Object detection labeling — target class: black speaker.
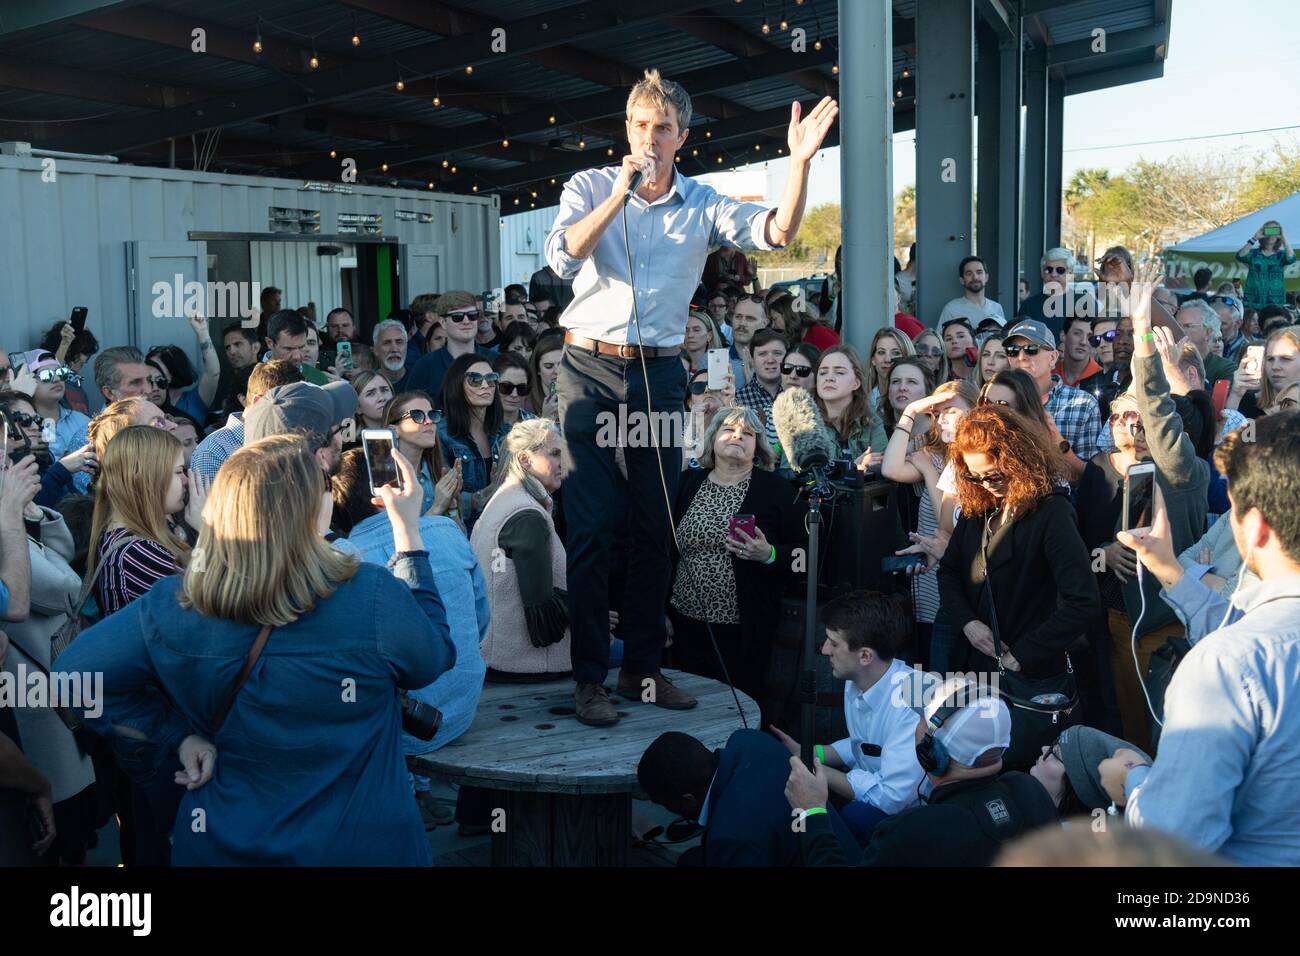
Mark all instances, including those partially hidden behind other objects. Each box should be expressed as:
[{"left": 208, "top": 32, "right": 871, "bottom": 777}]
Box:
[{"left": 818, "top": 478, "right": 905, "bottom": 597}]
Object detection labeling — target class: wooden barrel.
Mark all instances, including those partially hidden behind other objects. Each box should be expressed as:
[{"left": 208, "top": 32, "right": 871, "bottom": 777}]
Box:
[{"left": 761, "top": 597, "right": 848, "bottom": 744}]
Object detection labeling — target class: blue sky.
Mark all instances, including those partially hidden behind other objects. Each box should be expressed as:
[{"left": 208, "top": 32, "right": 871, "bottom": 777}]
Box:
[{"left": 701, "top": 0, "right": 1299, "bottom": 208}]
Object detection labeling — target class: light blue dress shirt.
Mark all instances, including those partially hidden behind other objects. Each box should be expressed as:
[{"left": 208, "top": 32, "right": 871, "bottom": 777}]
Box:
[
  {"left": 49, "top": 405, "right": 93, "bottom": 495},
  {"left": 1126, "top": 574, "right": 1300, "bottom": 865},
  {"left": 545, "top": 165, "right": 780, "bottom": 347}
]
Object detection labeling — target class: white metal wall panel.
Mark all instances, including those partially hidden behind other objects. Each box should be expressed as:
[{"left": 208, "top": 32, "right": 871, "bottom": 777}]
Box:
[
  {"left": 249, "top": 240, "right": 344, "bottom": 322},
  {"left": 499, "top": 206, "right": 559, "bottom": 288},
  {"left": 0, "top": 156, "right": 500, "bottom": 359}
]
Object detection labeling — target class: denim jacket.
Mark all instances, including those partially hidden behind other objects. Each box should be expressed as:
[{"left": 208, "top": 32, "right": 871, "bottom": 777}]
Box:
[{"left": 438, "top": 420, "right": 510, "bottom": 518}]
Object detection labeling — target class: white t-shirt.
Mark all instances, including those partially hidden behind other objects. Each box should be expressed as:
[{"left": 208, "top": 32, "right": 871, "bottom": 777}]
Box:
[{"left": 939, "top": 296, "right": 1006, "bottom": 328}]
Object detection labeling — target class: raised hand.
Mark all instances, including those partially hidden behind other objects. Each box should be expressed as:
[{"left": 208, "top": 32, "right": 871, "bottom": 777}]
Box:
[{"left": 788, "top": 97, "right": 839, "bottom": 164}]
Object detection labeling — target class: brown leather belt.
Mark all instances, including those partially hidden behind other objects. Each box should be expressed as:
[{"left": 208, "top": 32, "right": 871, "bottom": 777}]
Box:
[{"left": 564, "top": 331, "right": 680, "bottom": 360}]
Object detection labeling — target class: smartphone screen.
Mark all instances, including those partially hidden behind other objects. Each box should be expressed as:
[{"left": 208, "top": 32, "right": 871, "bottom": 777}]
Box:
[
  {"left": 707, "top": 348, "right": 729, "bottom": 390},
  {"left": 1264, "top": 226, "right": 1281, "bottom": 236},
  {"left": 362, "top": 429, "right": 401, "bottom": 493},
  {"left": 337, "top": 341, "right": 354, "bottom": 370},
  {"left": 70, "top": 307, "right": 88, "bottom": 334},
  {"left": 881, "top": 554, "right": 926, "bottom": 573},
  {"left": 1122, "top": 467, "right": 1156, "bottom": 532}
]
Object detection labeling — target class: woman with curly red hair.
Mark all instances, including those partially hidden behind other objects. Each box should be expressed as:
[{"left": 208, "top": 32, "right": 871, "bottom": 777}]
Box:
[{"left": 937, "top": 405, "right": 1098, "bottom": 770}]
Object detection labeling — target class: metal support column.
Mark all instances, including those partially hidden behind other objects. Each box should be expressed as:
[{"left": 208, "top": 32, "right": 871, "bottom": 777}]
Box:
[
  {"left": 1046, "top": 72, "right": 1065, "bottom": 251},
  {"left": 976, "top": 24, "right": 1003, "bottom": 302},
  {"left": 1022, "top": 48, "right": 1049, "bottom": 289},
  {"left": 915, "top": 0, "right": 975, "bottom": 327},
  {"left": 837, "top": 0, "right": 893, "bottom": 352},
  {"left": 995, "top": 26, "right": 1022, "bottom": 307}
]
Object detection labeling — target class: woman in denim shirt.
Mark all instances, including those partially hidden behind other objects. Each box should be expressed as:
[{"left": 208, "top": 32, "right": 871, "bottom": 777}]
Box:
[
  {"left": 439, "top": 354, "right": 509, "bottom": 526},
  {"left": 54, "top": 435, "right": 453, "bottom": 866}
]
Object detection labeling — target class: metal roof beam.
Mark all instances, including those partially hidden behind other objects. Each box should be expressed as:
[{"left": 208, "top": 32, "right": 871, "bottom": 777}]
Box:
[
  {"left": 63, "top": 0, "right": 707, "bottom": 153},
  {"left": 0, "top": 0, "right": 147, "bottom": 39},
  {"left": 292, "top": 43, "right": 834, "bottom": 177},
  {"left": 1047, "top": 24, "right": 1167, "bottom": 65},
  {"left": 0, "top": 55, "right": 206, "bottom": 110},
  {"left": 668, "top": 9, "right": 842, "bottom": 98},
  {"left": 1062, "top": 60, "right": 1164, "bottom": 96}
]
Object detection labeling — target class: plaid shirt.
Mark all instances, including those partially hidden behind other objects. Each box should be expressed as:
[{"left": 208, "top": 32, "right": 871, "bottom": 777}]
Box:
[
  {"left": 735, "top": 378, "right": 781, "bottom": 454},
  {"left": 1044, "top": 376, "right": 1102, "bottom": 461},
  {"left": 191, "top": 413, "right": 245, "bottom": 483}
]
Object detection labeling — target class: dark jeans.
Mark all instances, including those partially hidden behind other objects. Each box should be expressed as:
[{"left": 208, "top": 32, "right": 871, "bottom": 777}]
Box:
[{"left": 557, "top": 345, "right": 685, "bottom": 685}]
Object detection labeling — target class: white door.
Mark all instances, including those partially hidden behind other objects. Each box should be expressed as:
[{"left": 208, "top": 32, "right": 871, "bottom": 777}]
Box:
[
  {"left": 401, "top": 244, "right": 444, "bottom": 303},
  {"left": 126, "top": 240, "right": 211, "bottom": 372}
]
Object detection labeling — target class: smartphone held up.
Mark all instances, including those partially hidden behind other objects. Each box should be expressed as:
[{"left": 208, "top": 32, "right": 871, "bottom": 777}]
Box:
[{"left": 362, "top": 428, "right": 403, "bottom": 496}]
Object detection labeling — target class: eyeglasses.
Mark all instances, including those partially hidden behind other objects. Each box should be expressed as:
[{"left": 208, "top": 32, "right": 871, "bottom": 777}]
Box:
[
  {"left": 35, "top": 367, "right": 73, "bottom": 382},
  {"left": 497, "top": 381, "right": 528, "bottom": 397},
  {"left": 1108, "top": 410, "right": 1145, "bottom": 433},
  {"left": 1004, "top": 344, "right": 1043, "bottom": 357},
  {"left": 148, "top": 375, "right": 170, "bottom": 389},
  {"left": 780, "top": 362, "right": 813, "bottom": 378},
  {"left": 962, "top": 471, "right": 1007, "bottom": 487},
  {"left": 689, "top": 380, "right": 710, "bottom": 395},
  {"left": 396, "top": 408, "right": 443, "bottom": 425},
  {"left": 464, "top": 371, "right": 499, "bottom": 388},
  {"left": 445, "top": 311, "right": 477, "bottom": 324},
  {"left": 1088, "top": 330, "right": 1119, "bottom": 347},
  {"left": 1042, "top": 266, "right": 1069, "bottom": 275},
  {"left": 9, "top": 411, "right": 41, "bottom": 428},
  {"left": 1211, "top": 296, "right": 1238, "bottom": 307},
  {"left": 914, "top": 346, "right": 943, "bottom": 358}
]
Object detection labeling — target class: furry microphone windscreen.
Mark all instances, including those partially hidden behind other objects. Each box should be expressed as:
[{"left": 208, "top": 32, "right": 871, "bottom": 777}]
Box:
[{"left": 772, "top": 387, "right": 836, "bottom": 472}]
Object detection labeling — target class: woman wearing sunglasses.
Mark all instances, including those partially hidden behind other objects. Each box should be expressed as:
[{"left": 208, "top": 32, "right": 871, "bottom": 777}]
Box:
[
  {"left": 911, "top": 329, "right": 949, "bottom": 385},
  {"left": 492, "top": 352, "right": 535, "bottom": 425},
  {"left": 21, "top": 351, "right": 94, "bottom": 495},
  {"left": 439, "top": 354, "right": 509, "bottom": 526},
  {"left": 0, "top": 390, "right": 97, "bottom": 509},
  {"left": 384, "top": 391, "right": 462, "bottom": 520},
  {"left": 683, "top": 366, "right": 736, "bottom": 470},
  {"left": 780, "top": 343, "right": 820, "bottom": 392},
  {"left": 937, "top": 405, "right": 1095, "bottom": 770}
]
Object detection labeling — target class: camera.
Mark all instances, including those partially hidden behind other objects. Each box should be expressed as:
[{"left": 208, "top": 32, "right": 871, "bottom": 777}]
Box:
[{"left": 399, "top": 692, "right": 443, "bottom": 741}]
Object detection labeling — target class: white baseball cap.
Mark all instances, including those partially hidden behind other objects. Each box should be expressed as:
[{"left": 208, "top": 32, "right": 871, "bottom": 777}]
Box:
[{"left": 924, "top": 677, "right": 1012, "bottom": 767}]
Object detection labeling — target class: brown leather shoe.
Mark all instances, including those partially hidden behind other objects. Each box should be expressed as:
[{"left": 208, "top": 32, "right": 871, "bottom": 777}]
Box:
[
  {"left": 617, "top": 671, "right": 698, "bottom": 710},
  {"left": 574, "top": 682, "right": 620, "bottom": 727}
]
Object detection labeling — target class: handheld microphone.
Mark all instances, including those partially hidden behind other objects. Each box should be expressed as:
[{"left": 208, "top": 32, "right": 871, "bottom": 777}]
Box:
[
  {"left": 772, "top": 388, "right": 838, "bottom": 498},
  {"left": 624, "top": 155, "right": 655, "bottom": 204}
]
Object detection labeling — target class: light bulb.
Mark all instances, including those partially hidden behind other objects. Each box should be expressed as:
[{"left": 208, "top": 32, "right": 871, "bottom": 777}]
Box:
[
  {"left": 465, "top": 65, "right": 473, "bottom": 75},
  {"left": 548, "top": 115, "right": 556, "bottom": 124},
  {"left": 351, "top": 34, "right": 361, "bottom": 47},
  {"left": 432, "top": 95, "right": 441, "bottom": 106},
  {"left": 381, "top": 163, "right": 389, "bottom": 172},
  {"left": 396, "top": 79, "right": 405, "bottom": 92},
  {"left": 253, "top": 37, "right": 263, "bottom": 54},
  {"left": 442, "top": 159, "right": 449, "bottom": 168},
  {"left": 761, "top": 20, "right": 770, "bottom": 34},
  {"left": 501, "top": 138, "right": 509, "bottom": 148},
  {"left": 309, "top": 53, "right": 320, "bottom": 70}
]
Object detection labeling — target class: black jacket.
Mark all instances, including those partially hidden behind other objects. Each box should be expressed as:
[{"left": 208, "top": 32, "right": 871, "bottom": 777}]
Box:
[
  {"left": 937, "top": 488, "right": 1099, "bottom": 678},
  {"left": 672, "top": 466, "right": 803, "bottom": 640},
  {"left": 801, "top": 771, "right": 1057, "bottom": 867}
]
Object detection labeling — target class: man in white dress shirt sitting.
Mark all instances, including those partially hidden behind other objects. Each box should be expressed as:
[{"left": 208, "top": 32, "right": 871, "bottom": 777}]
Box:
[{"left": 771, "top": 590, "right": 928, "bottom": 847}]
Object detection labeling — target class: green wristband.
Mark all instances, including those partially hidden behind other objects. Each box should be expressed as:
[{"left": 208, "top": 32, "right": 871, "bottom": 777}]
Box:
[
  {"left": 803, "top": 807, "right": 827, "bottom": 817},
  {"left": 767, "top": 544, "right": 777, "bottom": 565},
  {"left": 1138, "top": 332, "right": 1155, "bottom": 342},
  {"left": 814, "top": 744, "right": 824, "bottom": 763}
]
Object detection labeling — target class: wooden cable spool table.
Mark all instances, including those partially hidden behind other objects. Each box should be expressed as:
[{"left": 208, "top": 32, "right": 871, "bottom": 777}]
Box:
[{"left": 408, "top": 670, "right": 759, "bottom": 866}]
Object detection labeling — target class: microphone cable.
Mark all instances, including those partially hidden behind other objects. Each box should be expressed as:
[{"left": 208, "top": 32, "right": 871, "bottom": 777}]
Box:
[{"left": 620, "top": 184, "right": 748, "bottom": 729}]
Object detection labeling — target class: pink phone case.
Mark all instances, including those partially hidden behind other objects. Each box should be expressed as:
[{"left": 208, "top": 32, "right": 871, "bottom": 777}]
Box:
[{"left": 728, "top": 514, "right": 757, "bottom": 539}]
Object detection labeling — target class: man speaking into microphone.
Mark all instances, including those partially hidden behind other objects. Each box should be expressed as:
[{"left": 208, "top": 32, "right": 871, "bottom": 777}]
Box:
[{"left": 545, "top": 68, "right": 837, "bottom": 727}]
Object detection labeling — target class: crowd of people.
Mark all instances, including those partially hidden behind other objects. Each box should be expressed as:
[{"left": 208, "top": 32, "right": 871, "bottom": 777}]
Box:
[
  {"left": 0, "top": 234, "right": 1294, "bottom": 868},
  {"left": 2, "top": 67, "right": 1298, "bottom": 869}
]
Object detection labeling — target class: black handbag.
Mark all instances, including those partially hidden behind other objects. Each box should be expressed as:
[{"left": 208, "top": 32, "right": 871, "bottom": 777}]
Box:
[{"left": 981, "top": 515, "right": 1081, "bottom": 770}]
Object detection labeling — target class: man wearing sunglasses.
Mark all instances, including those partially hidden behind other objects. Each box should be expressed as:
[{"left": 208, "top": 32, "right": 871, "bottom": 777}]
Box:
[
  {"left": 1004, "top": 319, "right": 1102, "bottom": 480},
  {"left": 544, "top": 68, "right": 836, "bottom": 727},
  {"left": 1015, "top": 248, "right": 1096, "bottom": 342},
  {"left": 407, "top": 290, "right": 497, "bottom": 401},
  {"left": 20, "top": 350, "right": 93, "bottom": 496}
]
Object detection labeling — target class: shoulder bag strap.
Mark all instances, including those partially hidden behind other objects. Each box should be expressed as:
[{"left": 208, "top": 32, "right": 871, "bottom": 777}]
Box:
[
  {"left": 77, "top": 532, "right": 141, "bottom": 612},
  {"left": 212, "top": 624, "right": 272, "bottom": 734},
  {"left": 980, "top": 515, "right": 1006, "bottom": 664}
]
